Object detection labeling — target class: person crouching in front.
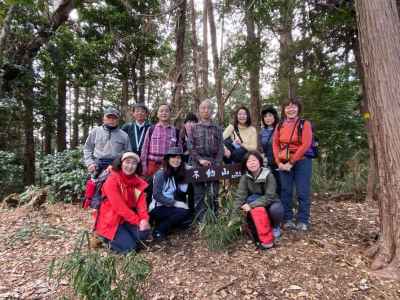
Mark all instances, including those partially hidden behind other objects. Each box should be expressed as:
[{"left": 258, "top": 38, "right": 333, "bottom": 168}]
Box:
[
  {"left": 94, "top": 152, "right": 151, "bottom": 253},
  {"left": 235, "top": 150, "right": 284, "bottom": 250},
  {"left": 149, "top": 146, "right": 191, "bottom": 241}
]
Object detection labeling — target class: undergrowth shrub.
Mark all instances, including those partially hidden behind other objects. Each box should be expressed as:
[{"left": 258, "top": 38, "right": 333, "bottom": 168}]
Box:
[
  {"left": 39, "top": 148, "right": 87, "bottom": 203},
  {"left": 0, "top": 151, "right": 23, "bottom": 198},
  {"left": 312, "top": 151, "right": 368, "bottom": 197},
  {"left": 49, "top": 231, "right": 150, "bottom": 300},
  {"left": 199, "top": 189, "right": 242, "bottom": 251}
]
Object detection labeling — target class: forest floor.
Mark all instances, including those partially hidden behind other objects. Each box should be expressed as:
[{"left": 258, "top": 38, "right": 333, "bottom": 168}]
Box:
[{"left": 1, "top": 197, "right": 400, "bottom": 300}]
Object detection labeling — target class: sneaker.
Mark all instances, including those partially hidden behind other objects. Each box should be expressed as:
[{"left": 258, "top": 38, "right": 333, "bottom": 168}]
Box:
[
  {"left": 272, "top": 226, "right": 281, "bottom": 239},
  {"left": 283, "top": 220, "right": 296, "bottom": 230},
  {"left": 296, "top": 222, "right": 309, "bottom": 231},
  {"left": 258, "top": 242, "right": 274, "bottom": 250}
]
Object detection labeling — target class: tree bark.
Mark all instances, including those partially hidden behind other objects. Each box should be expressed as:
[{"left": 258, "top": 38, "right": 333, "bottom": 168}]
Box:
[
  {"left": 22, "top": 68, "right": 35, "bottom": 186},
  {"left": 82, "top": 87, "right": 90, "bottom": 142},
  {"left": 56, "top": 74, "right": 67, "bottom": 152},
  {"left": 43, "top": 112, "right": 53, "bottom": 155},
  {"left": 207, "top": 0, "right": 223, "bottom": 123},
  {"left": 355, "top": 0, "right": 400, "bottom": 280},
  {"left": 138, "top": 54, "right": 146, "bottom": 103},
  {"left": 278, "top": 1, "right": 297, "bottom": 101},
  {"left": 121, "top": 78, "right": 130, "bottom": 122},
  {"left": 147, "top": 57, "right": 153, "bottom": 107},
  {"left": 245, "top": 0, "right": 262, "bottom": 128},
  {"left": 71, "top": 83, "right": 80, "bottom": 149},
  {"left": 201, "top": 0, "right": 209, "bottom": 99},
  {"left": 190, "top": 0, "right": 200, "bottom": 111},
  {"left": 352, "top": 35, "right": 378, "bottom": 203},
  {"left": 172, "top": 0, "right": 187, "bottom": 113}
]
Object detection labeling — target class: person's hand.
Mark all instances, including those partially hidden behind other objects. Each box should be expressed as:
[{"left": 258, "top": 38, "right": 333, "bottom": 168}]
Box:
[
  {"left": 286, "top": 162, "right": 293, "bottom": 171},
  {"left": 139, "top": 219, "right": 151, "bottom": 231},
  {"left": 88, "top": 164, "right": 97, "bottom": 173},
  {"left": 241, "top": 204, "right": 251, "bottom": 212},
  {"left": 278, "top": 163, "right": 286, "bottom": 171},
  {"left": 174, "top": 201, "right": 189, "bottom": 210},
  {"left": 234, "top": 138, "right": 242, "bottom": 145},
  {"left": 199, "top": 159, "right": 211, "bottom": 167},
  {"left": 224, "top": 147, "right": 231, "bottom": 158}
]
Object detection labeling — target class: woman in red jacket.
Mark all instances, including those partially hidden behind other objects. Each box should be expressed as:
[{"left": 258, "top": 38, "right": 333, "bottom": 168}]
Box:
[
  {"left": 94, "top": 152, "right": 151, "bottom": 253},
  {"left": 273, "top": 97, "right": 313, "bottom": 232}
]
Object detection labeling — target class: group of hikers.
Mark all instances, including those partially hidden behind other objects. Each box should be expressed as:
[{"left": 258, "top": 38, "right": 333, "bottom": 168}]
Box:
[{"left": 83, "top": 97, "right": 314, "bottom": 253}]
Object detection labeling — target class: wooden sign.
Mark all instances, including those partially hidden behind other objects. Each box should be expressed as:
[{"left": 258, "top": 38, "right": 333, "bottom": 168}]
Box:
[{"left": 184, "top": 163, "right": 243, "bottom": 183}]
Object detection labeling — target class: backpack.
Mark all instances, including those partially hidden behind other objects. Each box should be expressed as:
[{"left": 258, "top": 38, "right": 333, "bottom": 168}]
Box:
[
  {"left": 82, "top": 170, "right": 110, "bottom": 209},
  {"left": 278, "top": 119, "right": 319, "bottom": 159}
]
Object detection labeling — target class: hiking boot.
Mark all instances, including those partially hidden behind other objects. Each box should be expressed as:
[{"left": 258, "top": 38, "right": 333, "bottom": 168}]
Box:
[
  {"left": 296, "top": 222, "right": 309, "bottom": 232},
  {"left": 272, "top": 226, "right": 281, "bottom": 239},
  {"left": 283, "top": 220, "right": 296, "bottom": 230},
  {"left": 152, "top": 231, "right": 166, "bottom": 242},
  {"left": 258, "top": 242, "right": 274, "bottom": 250}
]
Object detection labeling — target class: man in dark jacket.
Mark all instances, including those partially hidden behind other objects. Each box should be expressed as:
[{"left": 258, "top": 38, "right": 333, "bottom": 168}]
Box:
[{"left": 121, "top": 103, "right": 152, "bottom": 156}]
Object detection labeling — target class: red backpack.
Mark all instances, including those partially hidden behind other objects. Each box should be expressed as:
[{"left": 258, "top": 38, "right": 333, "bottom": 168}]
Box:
[{"left": 82, "top": 170, "right": 110, "bottom": 209}]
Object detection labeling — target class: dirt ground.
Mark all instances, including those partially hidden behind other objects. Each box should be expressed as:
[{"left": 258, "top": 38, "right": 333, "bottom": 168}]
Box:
[{"left": 1, "top": 197, "right": 400, "bottom": 300}]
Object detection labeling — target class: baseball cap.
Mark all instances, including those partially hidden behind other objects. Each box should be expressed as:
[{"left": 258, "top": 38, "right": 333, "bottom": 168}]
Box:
[{"left": 104, "top": 107, "right": 120, "bottom": 118}]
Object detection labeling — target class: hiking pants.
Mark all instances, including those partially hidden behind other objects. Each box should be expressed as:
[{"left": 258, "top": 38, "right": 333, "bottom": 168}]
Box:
[
  {"left": 150, "top": 206, "right": 190, "bottom": 236},
  {"left": 279, "top": 157, "right": 312, "bottom": 224},
  {"left": 109, "top": 223, "right": 150, "bottom": 254}
]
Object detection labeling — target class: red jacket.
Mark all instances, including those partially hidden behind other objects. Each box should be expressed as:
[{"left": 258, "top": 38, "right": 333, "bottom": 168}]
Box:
[
  {"left": 272, "top": 118, "right": 312, "bottom": 165},
  {"left": 94, "top": 170, "right": 149, "bottom": 240}
]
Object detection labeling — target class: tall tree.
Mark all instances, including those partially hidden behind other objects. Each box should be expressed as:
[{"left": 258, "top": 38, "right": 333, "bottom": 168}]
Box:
[
  {"left": 207, "top": 0, "right": 223, "bottom": 123},
  {"left": 277, "top": 0, "right": 297, "bottom": 100},
  {"left": 201, "top": 0, "right": 209, "bottom": 99},
  {"left": 190, "top": 0, "right": 200, "bottom": 110},
  {"left": 172, "top": 0, "right": 187, "bottom": 113},
  {"left": 56, "top": 73, "right": 67, "bottom": 151},
  {"left": 355, "top": 0, "right": 400, "bottom": 279},
  {"left": 71, "top": 83, "right": 80, "bottom": 149},
  {"left": 244, "top": 0, "right": 261, "bottom": 127}
]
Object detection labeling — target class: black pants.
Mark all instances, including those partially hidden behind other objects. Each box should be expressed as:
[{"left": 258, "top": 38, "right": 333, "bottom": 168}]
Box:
[{"left": 150, "top": 206, "right": 190, "bottom": 236}]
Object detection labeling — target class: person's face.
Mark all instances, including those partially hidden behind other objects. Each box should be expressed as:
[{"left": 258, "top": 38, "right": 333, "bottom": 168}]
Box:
[
  {"left": 121, "top": 158, "right": 138, "bottom": 175},
  {"left": 133, "top": 107, "right": 147, "bottom": 123},
  {"left": 237, "top": 109, "right": 248, "bottom": 125},
  {"left": 263, "top": 112, "right": 275, "bottom": 127},
  {"left": 284, "top": 103, "right": 299, "bottom": 119},
  {"left": 168, "top": 155, "right": 182, "bottom": 168},
  {"left": 157, "top": 105, "right": 171, "bottom": 122},
  {"left": 246, "top": 155, "right": 261, "bottom": 174},
  {"left": 103, "top": 115, "right": 119, "bottom": 127},
  {"left": 199, "top": 102, "right": 212, "bottom": 120}
]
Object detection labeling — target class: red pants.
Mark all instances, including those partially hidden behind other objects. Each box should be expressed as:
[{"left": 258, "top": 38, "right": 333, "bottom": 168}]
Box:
[
  {"left": 249, "top": 207, "right": 273, "bottom": 244},
  {"left": 146, "top": 160, "right": 162, "bottom": 177}
]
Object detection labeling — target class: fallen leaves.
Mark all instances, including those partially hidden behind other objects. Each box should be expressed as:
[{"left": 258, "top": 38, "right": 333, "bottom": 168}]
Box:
[{"left": 0, "top": 198, "right": 399, "bottom": 299}]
